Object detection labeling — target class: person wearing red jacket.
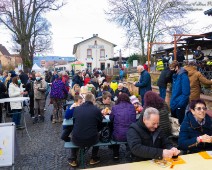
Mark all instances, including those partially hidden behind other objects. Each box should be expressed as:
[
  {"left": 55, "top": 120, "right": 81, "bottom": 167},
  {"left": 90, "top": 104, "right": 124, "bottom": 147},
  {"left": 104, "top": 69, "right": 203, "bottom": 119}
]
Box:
[
  {"left": 62, "top": 72, "right": 70, "bottom": 92},
  {"left": 84, "top": 74, "right": 91, "bottom": 86}
]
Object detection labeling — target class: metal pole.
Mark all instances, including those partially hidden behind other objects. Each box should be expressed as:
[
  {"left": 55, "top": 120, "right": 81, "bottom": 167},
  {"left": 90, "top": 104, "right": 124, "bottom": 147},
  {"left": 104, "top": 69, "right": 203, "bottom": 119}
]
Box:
[
  {"left": 174, "top": 36, "right": 177, "bottom": 61},
  {"left": 147, "top": 43, "right": 151, "bottom": 72}
]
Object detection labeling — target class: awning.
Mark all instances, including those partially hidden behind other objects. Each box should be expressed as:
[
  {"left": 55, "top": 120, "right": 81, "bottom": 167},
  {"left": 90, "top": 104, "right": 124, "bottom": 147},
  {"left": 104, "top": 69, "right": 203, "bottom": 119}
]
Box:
[{"left": 108, "top": 57, "right": 129, "bottom": 61}]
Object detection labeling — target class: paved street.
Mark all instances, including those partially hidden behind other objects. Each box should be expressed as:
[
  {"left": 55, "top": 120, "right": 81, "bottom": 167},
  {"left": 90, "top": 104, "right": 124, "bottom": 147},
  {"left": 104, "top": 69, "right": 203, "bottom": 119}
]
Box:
[{"left": 1, "top": 98, "right": 130, "bottom": 170}]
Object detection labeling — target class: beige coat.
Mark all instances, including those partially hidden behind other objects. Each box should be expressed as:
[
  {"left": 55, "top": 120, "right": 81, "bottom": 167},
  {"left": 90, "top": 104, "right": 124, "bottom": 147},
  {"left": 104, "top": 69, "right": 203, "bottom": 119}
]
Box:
[
  {"left": 184, "top": 65, "right": 212, "bottom": 101},
  {"left": 8, "top": 83, "right": 23, "bottom": 110},
  {"left": 34, "top": 79, "right": 47, "bottom": 100}
]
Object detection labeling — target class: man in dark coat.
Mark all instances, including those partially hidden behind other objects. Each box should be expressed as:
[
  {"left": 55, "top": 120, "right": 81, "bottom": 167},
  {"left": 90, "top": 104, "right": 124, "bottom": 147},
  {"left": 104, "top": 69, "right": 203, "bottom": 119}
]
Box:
[
  {"left": 114, "top": 83, "right": 131, "bottom": 98},
  {"left": 69, "top": 93, "right": 103, "bottom": 167},
  {"left": 157, "top": 67, "right": 173, "bottom": 100},
  {"left": 72, "top": 71, "right": 84, "bottom": 87},
  {"left": 19, "top": 70, "right": 29, "bottom": 86},
  {"left": 134, "top": 65, "right": 152, "bottom": 106},
  {"left": 127, "top": 107, "right": 180, "bottom": 161}
]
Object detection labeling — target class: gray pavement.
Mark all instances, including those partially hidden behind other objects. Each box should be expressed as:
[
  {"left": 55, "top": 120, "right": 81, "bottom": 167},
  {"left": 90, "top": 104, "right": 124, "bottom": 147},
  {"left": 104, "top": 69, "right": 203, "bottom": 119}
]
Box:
[{"left": 0, "top": 98, "right": 130, "bottom": 170}]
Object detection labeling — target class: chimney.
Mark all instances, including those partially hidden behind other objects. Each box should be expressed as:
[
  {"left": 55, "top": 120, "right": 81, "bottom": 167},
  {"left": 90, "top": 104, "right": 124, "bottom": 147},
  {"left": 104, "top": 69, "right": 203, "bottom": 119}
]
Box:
[{"left": 93, "top": 34, "right": 98, "bottom": 37}]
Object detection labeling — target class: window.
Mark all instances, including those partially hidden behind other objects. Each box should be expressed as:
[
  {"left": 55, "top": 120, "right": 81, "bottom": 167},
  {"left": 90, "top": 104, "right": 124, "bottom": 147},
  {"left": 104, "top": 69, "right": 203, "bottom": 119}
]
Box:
[
  {"left": 87, "top": 49, "right": 92, "bottom": 58},
  {"left": 87, "top": 63, "right": 92, "bottom": 71},
  {"left": 100, "top": 49, "right": 105, "bottom": 58}
]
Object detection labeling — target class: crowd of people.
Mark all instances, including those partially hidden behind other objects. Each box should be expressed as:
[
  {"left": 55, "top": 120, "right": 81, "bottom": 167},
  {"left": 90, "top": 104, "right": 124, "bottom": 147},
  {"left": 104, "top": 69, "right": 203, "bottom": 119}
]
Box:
[{"left": 0, "top": 61, "right": 212, "bottom": 168}]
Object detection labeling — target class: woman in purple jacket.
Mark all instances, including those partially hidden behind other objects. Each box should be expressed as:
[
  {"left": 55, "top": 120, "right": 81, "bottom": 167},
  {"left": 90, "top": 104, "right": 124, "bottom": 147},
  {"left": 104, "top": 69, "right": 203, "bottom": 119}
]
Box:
[{"left": 110, "top": 93, "right": 136, "bottom": 160}]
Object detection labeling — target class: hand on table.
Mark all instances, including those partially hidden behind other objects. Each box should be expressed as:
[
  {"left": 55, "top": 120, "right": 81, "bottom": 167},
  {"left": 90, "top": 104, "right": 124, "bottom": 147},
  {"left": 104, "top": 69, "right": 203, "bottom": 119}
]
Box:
[
  {"left": 171, "top": 147, "right": 180, "bottom": 156},
  {"left": 163, "top": 149, "right": 174, "bottom": 159}
]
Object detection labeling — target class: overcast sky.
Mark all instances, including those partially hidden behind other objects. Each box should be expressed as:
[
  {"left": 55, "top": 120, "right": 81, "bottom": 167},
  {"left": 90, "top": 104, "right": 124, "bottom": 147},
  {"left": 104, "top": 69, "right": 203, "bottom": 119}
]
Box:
[{"left": 0, "top": 0, "right": 211, "bottom": 57}]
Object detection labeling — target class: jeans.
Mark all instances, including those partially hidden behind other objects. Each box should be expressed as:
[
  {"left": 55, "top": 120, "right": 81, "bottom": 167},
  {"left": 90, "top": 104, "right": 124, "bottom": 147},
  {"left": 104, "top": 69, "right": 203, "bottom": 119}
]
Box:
[
  {"left": 71, "top": 135, "right": 99, "bottom": 160},
  {"left": 12, "top": 109, "right": 22, "bottom": 126},
  {"left": 159, "top": 87, "right": 166, "bottom": 100},
  {"left": 61, "top": 126, "right": 73, "bottom": 142},
  {"left": 171, "top": 107, "right": 186, "bottom": 125}
]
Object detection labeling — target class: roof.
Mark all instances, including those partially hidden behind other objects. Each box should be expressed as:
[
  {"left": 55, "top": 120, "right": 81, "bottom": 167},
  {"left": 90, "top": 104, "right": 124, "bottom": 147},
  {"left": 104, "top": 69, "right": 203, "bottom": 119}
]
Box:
[
  {"left": 204, "top": 8, "right": 212, "bottom": 16},
  {"left": 153, "top": 32, "right": 212, "bottom": 55},
  {"left": 73, "top": 34, "right": 117, "bottom": 54},
  {"left": 108, "top": 57, "right": 129, "bottom": 61},
  {"left": 0, "top": 44, "right": 10, "bottom": 56}
]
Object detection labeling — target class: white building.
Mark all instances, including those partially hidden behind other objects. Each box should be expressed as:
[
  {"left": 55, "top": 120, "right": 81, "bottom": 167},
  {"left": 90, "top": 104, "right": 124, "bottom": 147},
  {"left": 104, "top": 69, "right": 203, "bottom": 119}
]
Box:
[{"left": 73, "top": 34, "right": 116, "bottom": 71}]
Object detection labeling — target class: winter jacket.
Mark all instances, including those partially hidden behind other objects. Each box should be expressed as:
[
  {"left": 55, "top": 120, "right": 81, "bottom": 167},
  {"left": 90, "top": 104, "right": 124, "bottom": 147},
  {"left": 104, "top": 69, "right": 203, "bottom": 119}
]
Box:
[
  {"left": 110, "top": 102, "right": 136, "bottom": 141},
  {"left": 114, "top": 87, "right": 131, "bottom": 97},
  {"left": 19, "top": 72, "right": 29, "bottom": 86},
  {"left": 84, "top": 77, "right": 91, "bottom": 86},
  {"left": 34, "top": 79, "right": 47, "bottom": 100},
  {"left": 65, "top": 104, "right": 76, "bottom": 119},
  {"left": 8, "top": 83, "right": 23, "bottom": 110},
  {"left": 50, "top": 79, "right": 68, "bottom": 99},
  {"left": 135, "top": 70, "right": 152, "bottom": 96},
  {"left": 95, "top": 97, "right": 115, "bottom": 111},
  {"left": 157, "top": 67, "right": 172, "bottom": 88},
  {"left": 127, "top": 116, "right": 173, "bottom": 161},
  {"left": 72, "top": 101, "right": 103, "bottom": 144},
  {"left": 0, "top": 82, "right": 6, "bottom": 99},
  {"left": 62, "top": 75, "right": 70, "bottom": 91},
  {"left": 184, "top": 65, "right": 212, "bottom": 101},
  {"left": 72, "top": 74, "right": 83, "bottom": 87},
  {"left": 178, "top": 111, "right": 212, "bottom": 153},
  {"left": 170, "top": 67, "right": 190, "bottom": 110}
]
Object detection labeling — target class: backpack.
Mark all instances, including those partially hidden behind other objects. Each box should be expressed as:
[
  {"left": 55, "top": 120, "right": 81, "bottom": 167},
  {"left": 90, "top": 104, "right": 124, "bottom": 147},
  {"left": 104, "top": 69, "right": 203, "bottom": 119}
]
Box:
[{"left": 99, "top": 126, "right": 111, "bottom": 143}]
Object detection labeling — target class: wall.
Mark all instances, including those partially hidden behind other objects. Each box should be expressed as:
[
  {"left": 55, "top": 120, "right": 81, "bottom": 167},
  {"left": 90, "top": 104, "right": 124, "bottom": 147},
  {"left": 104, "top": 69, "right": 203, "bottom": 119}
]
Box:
[{"left": 75, "top": 37, "right": 114, "bottom": 70}]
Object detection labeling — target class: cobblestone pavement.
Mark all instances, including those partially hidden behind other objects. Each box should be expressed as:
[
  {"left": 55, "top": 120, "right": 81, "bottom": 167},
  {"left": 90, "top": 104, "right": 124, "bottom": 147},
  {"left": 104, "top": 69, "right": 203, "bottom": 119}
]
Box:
[{"left": 1, "top": 98, "right": 131, "bottom": 170}]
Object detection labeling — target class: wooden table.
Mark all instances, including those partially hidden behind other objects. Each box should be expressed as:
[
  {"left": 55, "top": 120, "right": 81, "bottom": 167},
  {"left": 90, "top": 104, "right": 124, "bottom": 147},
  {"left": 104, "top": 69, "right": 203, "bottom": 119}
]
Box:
[{"left": 87, "top": 153, "right": 212, "bottom": 170}]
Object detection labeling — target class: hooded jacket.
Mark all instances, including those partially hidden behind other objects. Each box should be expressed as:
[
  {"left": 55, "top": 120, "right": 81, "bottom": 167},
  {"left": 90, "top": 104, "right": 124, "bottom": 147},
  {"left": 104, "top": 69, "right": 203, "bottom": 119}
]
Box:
[
  {"left": 170, "top": 67, "right": 190, "bottom": 110},
  {"left": 184, "top": 65, "right": 212, "bottom": 101},
  {"left": 127, "top": 116, "right": 173, "bottom": 161}
]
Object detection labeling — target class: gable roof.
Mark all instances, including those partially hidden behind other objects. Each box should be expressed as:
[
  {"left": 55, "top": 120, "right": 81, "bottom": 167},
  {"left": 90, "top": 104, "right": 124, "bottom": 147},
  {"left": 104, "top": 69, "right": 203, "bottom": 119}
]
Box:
[
  {"left": 73, "top": 34, "right": 117, "bottom": 54},
  {"left": 0, "top": 44, "right": 10, "bottom": 56}
]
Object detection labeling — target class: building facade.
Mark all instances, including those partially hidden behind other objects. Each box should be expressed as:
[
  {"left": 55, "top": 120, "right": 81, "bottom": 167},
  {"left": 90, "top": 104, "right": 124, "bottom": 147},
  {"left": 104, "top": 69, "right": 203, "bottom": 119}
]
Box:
[
  {"left": 73, "top": 34, "right": 116, "bottom": 71},
  {"left": 0, "top": 44, "right": 22, "bottom": 71}
]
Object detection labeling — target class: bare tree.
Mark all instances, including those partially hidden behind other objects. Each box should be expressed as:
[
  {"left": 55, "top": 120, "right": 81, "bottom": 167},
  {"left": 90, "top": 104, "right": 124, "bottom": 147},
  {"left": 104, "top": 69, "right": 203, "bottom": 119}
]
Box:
[
  {"left": 0, "top": 0, "right": 65, "bottom": 72},
  {"left": 106, "top": 0, "right": 192, "bottom": 56}
]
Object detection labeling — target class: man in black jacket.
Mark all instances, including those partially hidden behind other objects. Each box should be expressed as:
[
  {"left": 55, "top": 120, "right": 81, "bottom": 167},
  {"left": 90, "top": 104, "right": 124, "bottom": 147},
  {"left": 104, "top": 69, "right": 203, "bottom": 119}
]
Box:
[
  {"left": 114, "top": 83, "right": 131, "bottom": 98},
  {"left": 69, "top": 93, "right": 103, "bottom": 167},
  {"left": 157, "top": 67, "right": 173, "bottom": 100},
  {"left": 127, "top": 107, "right": 180, "bottom": 161}
]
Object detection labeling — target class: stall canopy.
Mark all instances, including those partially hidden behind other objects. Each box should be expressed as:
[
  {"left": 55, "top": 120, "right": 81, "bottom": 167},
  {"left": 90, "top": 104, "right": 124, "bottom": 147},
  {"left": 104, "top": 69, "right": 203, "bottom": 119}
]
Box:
[
  {"left": 71, "top": 61, "right": 84, "bottom": 66},
  {"left": 31, "top": 63, "right": 42, "bottom": 72}
]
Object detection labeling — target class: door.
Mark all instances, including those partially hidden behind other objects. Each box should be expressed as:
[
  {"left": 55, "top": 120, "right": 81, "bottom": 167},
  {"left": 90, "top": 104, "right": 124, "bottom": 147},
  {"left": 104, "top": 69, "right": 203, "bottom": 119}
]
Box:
[
  {"left": 87, "top": 63, "right": 92, "bottom": 71},
  {"left": 100, "top": 63, "right": 105, "bottom": 70}
]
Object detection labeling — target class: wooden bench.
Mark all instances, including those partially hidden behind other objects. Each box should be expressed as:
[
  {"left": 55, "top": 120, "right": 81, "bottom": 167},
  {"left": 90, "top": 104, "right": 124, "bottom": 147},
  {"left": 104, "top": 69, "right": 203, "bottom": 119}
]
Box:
[{"left": 64, "top": 140, "right": 127, "bottom": 168}]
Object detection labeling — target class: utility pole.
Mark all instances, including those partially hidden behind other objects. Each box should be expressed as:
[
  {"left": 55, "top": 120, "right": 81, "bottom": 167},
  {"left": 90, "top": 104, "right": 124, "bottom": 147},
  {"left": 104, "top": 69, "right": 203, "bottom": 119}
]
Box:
[{"left": 118, "top": 49, "right": 122, "bottom": 68}]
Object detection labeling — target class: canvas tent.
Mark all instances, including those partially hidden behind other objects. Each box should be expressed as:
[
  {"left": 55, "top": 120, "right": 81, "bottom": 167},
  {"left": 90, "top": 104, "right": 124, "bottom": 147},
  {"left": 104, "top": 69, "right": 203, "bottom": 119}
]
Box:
[{"left": 31, "top": 63, "right": 43, "bottom": 72}]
